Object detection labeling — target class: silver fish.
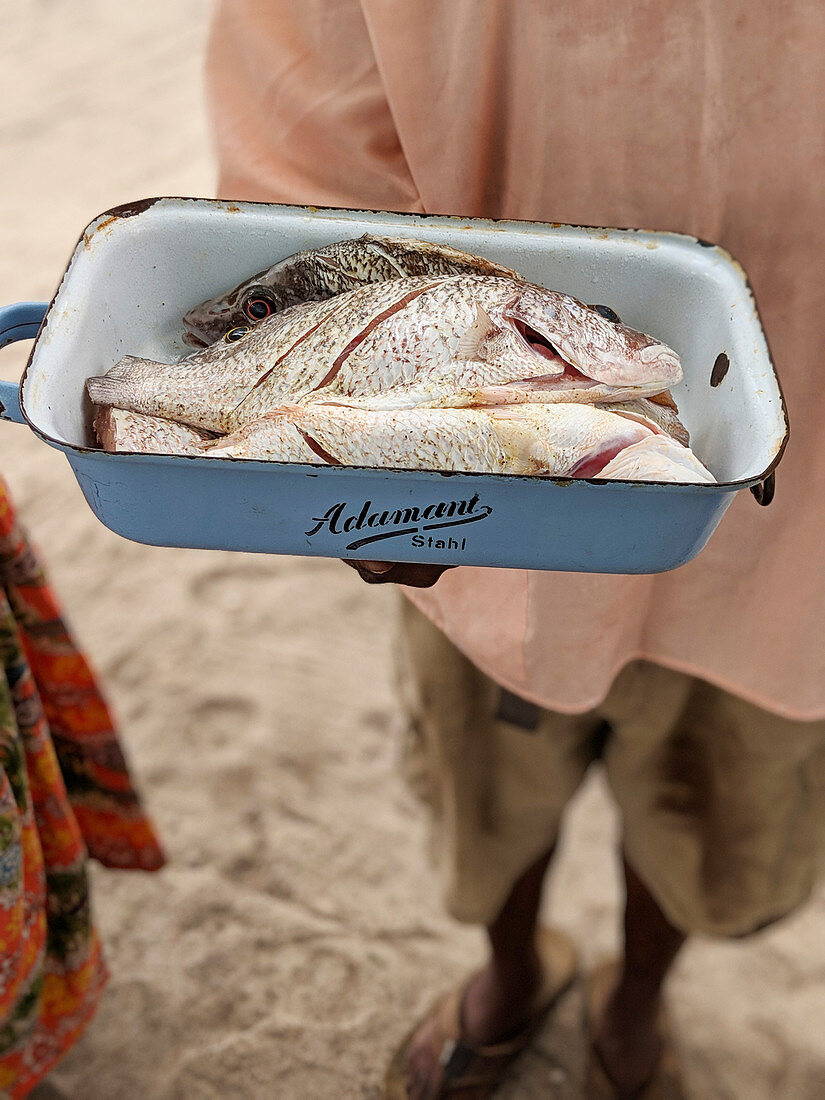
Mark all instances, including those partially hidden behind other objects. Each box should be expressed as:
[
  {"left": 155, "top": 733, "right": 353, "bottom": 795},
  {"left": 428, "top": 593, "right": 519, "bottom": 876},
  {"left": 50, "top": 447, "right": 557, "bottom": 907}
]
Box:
[
  {"left": 87, "top": 274, "right": 683, "bottom": 434},
  {"left": 198, "top": 402, "right": 673, "bottom": 479},
  {"left": 182, "top": 234, "right": 521, "bottom": 347}
]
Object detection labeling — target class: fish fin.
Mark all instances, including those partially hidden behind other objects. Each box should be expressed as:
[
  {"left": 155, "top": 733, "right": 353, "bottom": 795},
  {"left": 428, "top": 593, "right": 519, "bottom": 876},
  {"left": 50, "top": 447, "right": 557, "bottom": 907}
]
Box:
[
  {"left": 85, "top": 356, "right": 149, "bottom": 406},
  {"left": 647, "top": 389, "right": 679, "bottom": 411},
  {"left": 313, "top": 255, "right": 363, "bottom": 289},
  {"left": 455, "top": 305, "right": 500, "bottom": 361},
  {"left": 361, "top": 237, "right": 409, "bottom": 278},
  {"left": 609, "top": 409, "right": 667, "bottom": 435}
]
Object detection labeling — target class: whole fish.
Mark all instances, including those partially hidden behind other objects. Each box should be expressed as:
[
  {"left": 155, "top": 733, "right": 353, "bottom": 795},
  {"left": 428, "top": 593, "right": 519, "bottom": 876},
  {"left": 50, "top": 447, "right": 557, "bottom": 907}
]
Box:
[
  {"left": 182, "top": 234, "right": 521, "bottom": 347},
  {"left": 198, "top": 401, "right": 687, "bottom": 480},
  {"left": 87, "top": 274, "right": 683, "bottom": 434},
  {"left": 94, "top": 400, "right": 711, "bottom": 483}
]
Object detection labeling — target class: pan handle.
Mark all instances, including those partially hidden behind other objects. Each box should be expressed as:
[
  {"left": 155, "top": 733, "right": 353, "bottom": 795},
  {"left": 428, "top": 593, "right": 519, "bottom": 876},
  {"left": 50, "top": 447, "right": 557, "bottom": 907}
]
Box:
[
  {"left": 750, "top": 471, "right": 776, "bottom": 507},
  {"left": 0, "top": 302, "right": 48, "bottom": 424}
]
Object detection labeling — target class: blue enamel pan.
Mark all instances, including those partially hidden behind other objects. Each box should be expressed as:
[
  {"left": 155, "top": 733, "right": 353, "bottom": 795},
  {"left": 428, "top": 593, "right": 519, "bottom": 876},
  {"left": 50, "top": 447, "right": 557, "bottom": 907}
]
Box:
[{"left": 0, "top": 200, "right": 788, "bottom": 573}]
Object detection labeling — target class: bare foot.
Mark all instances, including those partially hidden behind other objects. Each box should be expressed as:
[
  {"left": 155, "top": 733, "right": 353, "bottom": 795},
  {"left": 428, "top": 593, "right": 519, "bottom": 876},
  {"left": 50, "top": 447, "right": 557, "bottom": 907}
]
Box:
[{"left": 403, "top": 952, "right": 542, "bottom": 1100}]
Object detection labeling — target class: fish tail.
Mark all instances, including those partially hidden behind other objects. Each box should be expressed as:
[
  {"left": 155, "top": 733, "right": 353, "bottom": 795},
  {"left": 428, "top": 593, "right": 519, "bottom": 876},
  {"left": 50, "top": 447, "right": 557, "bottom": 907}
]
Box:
[{"left": 86, "top": 356, "right": 147, "bottom": 407}]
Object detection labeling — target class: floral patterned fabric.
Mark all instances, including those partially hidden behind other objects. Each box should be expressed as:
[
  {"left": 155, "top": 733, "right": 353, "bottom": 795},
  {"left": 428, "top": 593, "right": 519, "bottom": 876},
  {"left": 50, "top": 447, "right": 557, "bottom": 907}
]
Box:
[{"left": 0, "top": 479, "right": 164, "bottom": 1097}]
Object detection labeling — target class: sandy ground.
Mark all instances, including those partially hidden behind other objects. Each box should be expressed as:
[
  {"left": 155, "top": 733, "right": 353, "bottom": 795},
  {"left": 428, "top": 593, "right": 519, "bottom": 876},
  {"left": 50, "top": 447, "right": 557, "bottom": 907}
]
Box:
[{"left": 0, "top": 2, "right": 824, "bottom": 1097}]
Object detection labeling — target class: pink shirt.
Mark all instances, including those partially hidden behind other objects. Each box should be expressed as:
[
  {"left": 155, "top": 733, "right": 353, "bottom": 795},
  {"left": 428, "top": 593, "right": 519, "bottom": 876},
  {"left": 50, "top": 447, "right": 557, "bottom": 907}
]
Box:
[{"left": 208, "top": 0, "right": 825, "bottom": 718}]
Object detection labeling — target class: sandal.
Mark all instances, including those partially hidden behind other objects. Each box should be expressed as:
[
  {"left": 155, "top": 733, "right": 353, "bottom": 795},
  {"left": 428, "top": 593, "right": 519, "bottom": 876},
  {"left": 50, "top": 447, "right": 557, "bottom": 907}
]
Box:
[
  {"left": 382, "top": 925, "right": 577, "bottom": 1099},
  {"left": 585, "top": 961, "right": 686, "bottom": 1100}
]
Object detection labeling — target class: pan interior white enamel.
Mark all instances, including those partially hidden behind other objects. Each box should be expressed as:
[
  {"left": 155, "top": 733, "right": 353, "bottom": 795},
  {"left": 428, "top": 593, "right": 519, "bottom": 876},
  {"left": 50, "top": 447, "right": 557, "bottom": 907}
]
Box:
[{"left": 25, "top": 199, "right": 785, "bottom": 483}]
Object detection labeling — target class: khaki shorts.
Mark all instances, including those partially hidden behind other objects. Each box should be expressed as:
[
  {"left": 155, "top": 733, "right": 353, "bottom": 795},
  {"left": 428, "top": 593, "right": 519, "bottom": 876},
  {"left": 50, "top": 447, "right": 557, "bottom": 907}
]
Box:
[{"left": 396, "top": 597, "right": 825, "bottom": 937}]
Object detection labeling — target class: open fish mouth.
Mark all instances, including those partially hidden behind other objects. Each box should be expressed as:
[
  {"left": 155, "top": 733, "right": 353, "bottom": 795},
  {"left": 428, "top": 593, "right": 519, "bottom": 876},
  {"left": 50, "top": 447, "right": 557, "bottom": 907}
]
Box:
[
  {"left": 182, "top": 330, "right": 210, "bottom": 349},
  {"left": 182, "top": 305, "right": 232, "bottom": 348}
]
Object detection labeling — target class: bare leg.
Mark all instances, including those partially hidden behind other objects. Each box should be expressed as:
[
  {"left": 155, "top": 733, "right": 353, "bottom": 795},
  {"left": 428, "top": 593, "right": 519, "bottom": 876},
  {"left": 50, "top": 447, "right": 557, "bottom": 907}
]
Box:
[
  {"left": 593, "top": 854, "right": 686, "bottom": 1095},
  {"left": 405, "top": 844, "right": 556, "bottom": 1100}
]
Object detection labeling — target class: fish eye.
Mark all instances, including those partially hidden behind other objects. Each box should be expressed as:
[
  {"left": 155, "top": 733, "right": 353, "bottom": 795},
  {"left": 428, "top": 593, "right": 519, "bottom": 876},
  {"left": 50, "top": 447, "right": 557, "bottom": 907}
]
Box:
[
  {"left": 242, "top": 290, "right": 277, "bottom": 321},
  {"left": 224, "top": 326, "right": 250, "bottom": 343},
  {"left": 590, "top": 304, "right": 623, "bottom": 324}
]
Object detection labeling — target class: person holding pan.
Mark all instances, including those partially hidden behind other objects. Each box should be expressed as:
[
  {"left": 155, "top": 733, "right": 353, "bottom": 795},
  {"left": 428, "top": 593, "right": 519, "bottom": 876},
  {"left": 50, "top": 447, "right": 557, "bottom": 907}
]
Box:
[{"left": 206, "top": 3, "right": 825, "bottom": 1097}]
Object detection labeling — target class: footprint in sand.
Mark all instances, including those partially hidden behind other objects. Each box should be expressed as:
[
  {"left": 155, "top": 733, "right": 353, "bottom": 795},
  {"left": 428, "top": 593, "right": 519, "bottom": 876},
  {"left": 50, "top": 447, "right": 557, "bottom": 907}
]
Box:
[
  {"left": 187, "top": 560, "right": 354, "bottom": 635},
  {"left": 268, "top": 941, "right": 374, "bottom": 1027},
  {"left": 185, "top": 695, "right": 261, "bottom": 750}
]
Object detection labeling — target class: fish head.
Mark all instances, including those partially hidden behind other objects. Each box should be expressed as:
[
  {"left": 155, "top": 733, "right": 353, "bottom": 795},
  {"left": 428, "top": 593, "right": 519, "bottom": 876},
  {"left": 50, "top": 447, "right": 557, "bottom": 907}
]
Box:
[
  {"left": 182, "top": 275, "right": 293, "bottom": 348},
  {"left": 498, "top": 285, "right": 683, "bottom": 392}
]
